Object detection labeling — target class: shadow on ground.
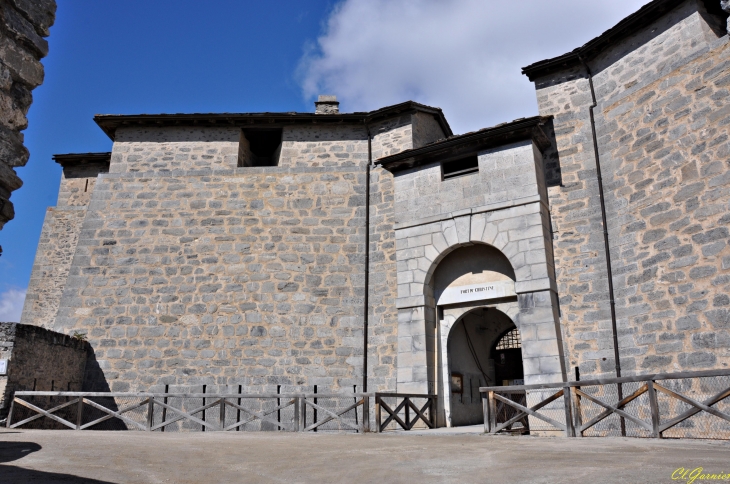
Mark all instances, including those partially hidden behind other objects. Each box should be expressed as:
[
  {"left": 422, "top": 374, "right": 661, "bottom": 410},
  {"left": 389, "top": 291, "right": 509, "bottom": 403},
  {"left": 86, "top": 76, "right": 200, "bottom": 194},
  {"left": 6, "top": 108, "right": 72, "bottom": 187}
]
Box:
[{"left": 0, "top": 441, "right": 115, "bottom": 484}]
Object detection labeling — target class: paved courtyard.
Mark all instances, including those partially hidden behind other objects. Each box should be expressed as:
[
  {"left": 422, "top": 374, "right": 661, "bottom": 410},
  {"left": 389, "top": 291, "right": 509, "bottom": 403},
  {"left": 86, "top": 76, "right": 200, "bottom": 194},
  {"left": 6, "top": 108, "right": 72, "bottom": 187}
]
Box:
[{"left": 1, "top": 428, "right": 729, "bottom": 483}]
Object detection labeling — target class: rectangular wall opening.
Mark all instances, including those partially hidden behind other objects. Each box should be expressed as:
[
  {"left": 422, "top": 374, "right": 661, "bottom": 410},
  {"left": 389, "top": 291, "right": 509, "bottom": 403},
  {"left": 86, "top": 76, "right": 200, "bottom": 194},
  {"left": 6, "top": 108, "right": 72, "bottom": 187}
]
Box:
[
  {"left": 442, "top": 155, "right": 479, "bottom": 180},
  {"left": 239, "top": 129, "right": 282, "bottom": 167}
]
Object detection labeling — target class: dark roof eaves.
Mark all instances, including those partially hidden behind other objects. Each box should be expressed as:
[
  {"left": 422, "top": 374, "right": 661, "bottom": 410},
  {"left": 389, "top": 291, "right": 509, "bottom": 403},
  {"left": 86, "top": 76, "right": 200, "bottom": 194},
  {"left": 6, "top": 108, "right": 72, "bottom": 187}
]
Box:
[
  {"left": 375, "top": 115, "right": 552, "bottom": 171},
  {"left": 53, "top": 152, "right": 112, "bottom": 167},
  {"left": 93, "top": 101, "right": 453, "bottom": 140}
]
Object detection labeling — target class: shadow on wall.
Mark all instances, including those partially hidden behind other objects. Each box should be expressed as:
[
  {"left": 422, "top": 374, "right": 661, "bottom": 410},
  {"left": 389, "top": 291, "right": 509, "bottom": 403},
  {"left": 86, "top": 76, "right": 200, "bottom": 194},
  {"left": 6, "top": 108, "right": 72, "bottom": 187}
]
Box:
[
  {"left": 540, "top": 118, "right": 562, "bottom": 188},
  {"left": 0, "top": 441, "right": 116, "bottom": 483},
  {"left": 82, "top": 347, "right": 112, "bottom": 393},
  {"left": 80, "top": 347, "right": 127, "bottom": 431}
]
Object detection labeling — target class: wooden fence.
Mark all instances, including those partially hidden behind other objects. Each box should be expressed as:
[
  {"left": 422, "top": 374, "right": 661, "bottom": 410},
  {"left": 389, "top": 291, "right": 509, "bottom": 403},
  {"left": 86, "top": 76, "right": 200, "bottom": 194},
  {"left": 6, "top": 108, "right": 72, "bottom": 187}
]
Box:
[
  {"left": 374, "top": 393, "right": 436, "bottom": 432},
  {"left": 481, "top": 369, "right": 730, "bottom": 440},
  {"left": 6, "top": 392, "right": 372, "bottom": 433}
]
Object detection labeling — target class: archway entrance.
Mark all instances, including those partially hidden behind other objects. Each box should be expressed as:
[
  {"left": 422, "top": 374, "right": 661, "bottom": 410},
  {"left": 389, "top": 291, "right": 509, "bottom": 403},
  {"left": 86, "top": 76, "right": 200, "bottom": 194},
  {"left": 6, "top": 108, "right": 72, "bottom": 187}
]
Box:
[{"left": 445, "top": 307, "right": 525, "bottom": 427}]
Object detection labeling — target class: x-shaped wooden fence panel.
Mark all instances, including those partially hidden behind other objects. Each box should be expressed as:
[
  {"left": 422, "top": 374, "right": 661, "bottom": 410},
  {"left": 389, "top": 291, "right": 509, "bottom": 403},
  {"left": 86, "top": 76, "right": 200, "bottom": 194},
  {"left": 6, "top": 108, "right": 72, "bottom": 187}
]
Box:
[{"left": 374, "top": 393, "right": 435, "bottom": 432}]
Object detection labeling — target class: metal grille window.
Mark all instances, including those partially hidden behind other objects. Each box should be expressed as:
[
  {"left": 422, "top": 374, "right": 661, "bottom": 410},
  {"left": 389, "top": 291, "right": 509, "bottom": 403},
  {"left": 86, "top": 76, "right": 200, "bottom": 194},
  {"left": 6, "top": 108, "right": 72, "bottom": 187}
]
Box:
[{"left": 495, "top": 328, "right": 521, "bottom": 350}]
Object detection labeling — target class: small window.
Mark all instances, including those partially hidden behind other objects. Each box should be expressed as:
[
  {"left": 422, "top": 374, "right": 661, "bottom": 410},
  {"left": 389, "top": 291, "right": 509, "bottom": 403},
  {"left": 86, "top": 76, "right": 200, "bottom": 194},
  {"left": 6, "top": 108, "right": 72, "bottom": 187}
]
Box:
[
  {"left": 494, "top": 328, "right": 521, "bottom": 350},
  {"left": 442, "top": 155, "right": 478, "bottom": 180},
  {"left": 240, "top": 129, "right": 282, "bottom": 167}
]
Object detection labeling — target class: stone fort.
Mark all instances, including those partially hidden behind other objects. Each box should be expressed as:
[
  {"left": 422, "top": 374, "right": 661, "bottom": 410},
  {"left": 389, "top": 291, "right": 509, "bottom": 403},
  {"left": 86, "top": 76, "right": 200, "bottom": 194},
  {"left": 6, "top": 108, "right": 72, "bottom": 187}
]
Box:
[{"left": 9, "top": 0, "right": 730, "bottom": 427}]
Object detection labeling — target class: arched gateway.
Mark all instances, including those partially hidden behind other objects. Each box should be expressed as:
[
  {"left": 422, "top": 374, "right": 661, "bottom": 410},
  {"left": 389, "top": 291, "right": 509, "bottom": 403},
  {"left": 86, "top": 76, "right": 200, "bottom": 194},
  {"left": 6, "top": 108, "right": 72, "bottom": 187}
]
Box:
[
  {"left": 381, "top": 130, "right": 567, "bottom": 428},
  {"left": 433, "top": 244, "right": 527, "bottom": 426}
]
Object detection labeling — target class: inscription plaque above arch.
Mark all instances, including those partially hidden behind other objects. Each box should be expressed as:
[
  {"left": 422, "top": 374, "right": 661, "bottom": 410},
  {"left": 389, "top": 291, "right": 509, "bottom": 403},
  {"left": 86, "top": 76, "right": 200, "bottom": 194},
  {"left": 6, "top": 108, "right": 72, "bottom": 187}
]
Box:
[
  {"left": 433, "top": 244, "right": 516, "bottom": 306},
  {"left": 437, "top": 278, "right": 516, "bottom": 306}
]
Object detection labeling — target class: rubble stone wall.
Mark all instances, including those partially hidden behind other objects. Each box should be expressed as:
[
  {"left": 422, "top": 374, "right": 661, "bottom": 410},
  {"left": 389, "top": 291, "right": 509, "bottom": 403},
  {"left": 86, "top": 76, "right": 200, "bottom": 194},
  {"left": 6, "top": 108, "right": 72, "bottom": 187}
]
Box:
[
  {"left": 367, "top": 165, "right": 398, "bottom": 390},
  {"left": 20, "top": 161, "right": 108, "bottom": 329},
  {"left": 0, "top": 322, "right": 88, "bottom": 419}
]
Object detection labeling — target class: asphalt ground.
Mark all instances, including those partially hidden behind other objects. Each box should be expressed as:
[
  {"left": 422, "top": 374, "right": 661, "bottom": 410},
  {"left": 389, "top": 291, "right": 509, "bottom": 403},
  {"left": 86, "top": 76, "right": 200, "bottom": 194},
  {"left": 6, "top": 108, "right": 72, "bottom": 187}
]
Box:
[{"left": 1, "top": 428, "right": 729, "bottom": 483}]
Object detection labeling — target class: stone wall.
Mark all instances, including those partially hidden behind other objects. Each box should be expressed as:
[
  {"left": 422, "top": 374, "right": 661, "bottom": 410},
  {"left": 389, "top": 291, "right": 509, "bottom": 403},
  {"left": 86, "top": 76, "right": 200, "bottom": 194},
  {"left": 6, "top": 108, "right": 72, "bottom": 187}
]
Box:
[
  {"left": 110, "top": 127, "right": 242, "bottom": 173},
  {"left": 280, "top": 124, "right": 368, "bottom": 168},
  {"left": 0, "top": 0, "right": 55, "bottom": 229},
  {"left": 393, "top": 140, "right": 547, "bottom": 227},
  {"left": 0, "top": 322, "right": 88, "bottom": 419},
  {"left": 21, "top": 159, "right": 108, "bottom": 329},
  {"left": 51, "top": 166, "right": 399, "bottom": 393},
  {"left": 367, "top": 165, "right": 398, "bottom": 391},
  {"left": 23, "top": 112, "right": 436, "bottom": 394},
  {"left": 532, "top": 0, "right": 729, "bottom": 378},
  {"left": 411, "top": 111, "right": 446, "bottom": 148},
  {"left": 597, "top": 38, "right": 730, "bottom": 373}
]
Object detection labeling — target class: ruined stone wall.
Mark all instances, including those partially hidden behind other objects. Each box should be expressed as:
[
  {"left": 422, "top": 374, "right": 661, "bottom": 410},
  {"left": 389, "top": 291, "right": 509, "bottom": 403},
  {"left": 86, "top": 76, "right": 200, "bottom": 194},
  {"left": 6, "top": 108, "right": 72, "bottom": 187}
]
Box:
[
  {"left": 0, "top": 322, "right": 88, "bottom": 418},
  {"left": 533, "top": 0, "right": 728, "bottom": 378},
  {"left": 0, "top": 0, "right": 55, "bottom": 228},
  {"left": 20, "top": 161, "right": 108, "bottom": 329},
  {"left": 110, "top": 127, "right": 242, "bottom": 173}
]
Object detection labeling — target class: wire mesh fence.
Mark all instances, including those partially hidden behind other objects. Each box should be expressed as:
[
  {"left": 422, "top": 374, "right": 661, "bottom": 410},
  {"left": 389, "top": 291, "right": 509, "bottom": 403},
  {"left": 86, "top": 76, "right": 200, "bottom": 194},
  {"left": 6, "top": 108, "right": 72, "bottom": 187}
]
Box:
[
  {"left": 481, "top": 369, "right": 730, "bottom": 440},
  {"left": 6, "top": 392, "right": 372, "bottom": 433}
]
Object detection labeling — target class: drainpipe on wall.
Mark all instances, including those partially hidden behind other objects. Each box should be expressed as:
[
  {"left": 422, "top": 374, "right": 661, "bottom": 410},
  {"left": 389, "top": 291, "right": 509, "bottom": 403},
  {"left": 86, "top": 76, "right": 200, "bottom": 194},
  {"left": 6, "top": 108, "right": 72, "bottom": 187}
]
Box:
[
  {"left": 578, "top": 56, "right": 622, "bottom": 380},
  {"left": 363, "top": 123, "right": 372, "bottom": 393},
  {"left": 579, "top": 56, "right": 625, "bottom": 435}
]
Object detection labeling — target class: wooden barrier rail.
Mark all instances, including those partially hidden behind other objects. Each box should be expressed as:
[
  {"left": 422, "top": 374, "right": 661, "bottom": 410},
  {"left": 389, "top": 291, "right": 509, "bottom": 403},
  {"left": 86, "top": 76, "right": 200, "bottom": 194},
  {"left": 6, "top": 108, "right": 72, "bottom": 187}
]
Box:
[
  {"left": 6, "top": 392, "right": 372, "bottom": 433},
  {"left": 374, "top": 393, "right": 436, "bottom": 432},
  {"left": 480, "top": 369, "right": 730, "bottom": 439}
]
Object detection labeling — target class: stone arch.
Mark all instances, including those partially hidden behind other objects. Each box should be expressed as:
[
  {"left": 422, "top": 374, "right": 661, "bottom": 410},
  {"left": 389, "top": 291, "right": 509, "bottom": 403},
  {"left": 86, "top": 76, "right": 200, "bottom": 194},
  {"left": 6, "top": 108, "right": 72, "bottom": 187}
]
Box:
[
  {"left": 414, "top": 210, "right": 551, "bottom": 305},
  {"left": 394, "top": 207, "right": 564, "bottom": 407}
]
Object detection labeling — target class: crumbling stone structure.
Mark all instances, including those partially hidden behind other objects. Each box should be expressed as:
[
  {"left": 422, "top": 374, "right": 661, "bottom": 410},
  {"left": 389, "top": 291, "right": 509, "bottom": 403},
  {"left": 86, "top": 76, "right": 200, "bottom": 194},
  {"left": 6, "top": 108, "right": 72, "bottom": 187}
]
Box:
[
  {"left": 0, "top": 0, "right": 56, "bottom": 233},
  {"left": 17, "top": 0, "right": 730, "bottom": 427},
  {"left": 0, "top": 322, "right": 88, "bottom": 420}
]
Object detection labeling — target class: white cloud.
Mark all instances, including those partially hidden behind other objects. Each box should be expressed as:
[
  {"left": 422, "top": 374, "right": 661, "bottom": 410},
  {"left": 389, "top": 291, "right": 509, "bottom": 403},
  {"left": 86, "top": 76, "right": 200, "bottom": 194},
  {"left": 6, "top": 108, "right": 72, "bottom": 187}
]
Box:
[
  {"left": 299, "top": 0, "right": 649, "bottom": 134},
  {"left": 0, "top": 287, "right": 26, "bottom": 322}
]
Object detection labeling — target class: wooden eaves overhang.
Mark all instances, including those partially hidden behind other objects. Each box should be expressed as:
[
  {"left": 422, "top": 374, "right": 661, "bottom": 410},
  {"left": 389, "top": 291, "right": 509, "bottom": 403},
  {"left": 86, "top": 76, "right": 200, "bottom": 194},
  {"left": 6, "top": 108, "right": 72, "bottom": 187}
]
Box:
[
  {"left": 52, "top": 152, "right": 111, "bottom": 167},
  {"left": 92, "top": 101, "right": 453, "bottom": 141},
  {"left": 375, "top": 115, "right": 552, "bottom": 173}
]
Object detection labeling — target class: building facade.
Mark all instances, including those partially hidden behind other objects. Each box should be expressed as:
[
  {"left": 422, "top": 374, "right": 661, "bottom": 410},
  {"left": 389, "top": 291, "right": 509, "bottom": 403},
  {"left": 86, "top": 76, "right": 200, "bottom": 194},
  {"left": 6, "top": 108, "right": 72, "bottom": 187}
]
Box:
[{"left": 19, "top": 0, "right": 730, "bottom": 427}]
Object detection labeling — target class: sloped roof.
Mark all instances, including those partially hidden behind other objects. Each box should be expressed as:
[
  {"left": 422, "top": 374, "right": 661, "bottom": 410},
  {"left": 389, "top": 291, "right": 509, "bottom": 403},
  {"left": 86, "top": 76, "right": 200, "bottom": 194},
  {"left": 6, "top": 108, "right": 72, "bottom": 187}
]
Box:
[
  {"left": 93, "top": 101, "right": 453, "bottom": 140},
  {"left": 522, "top": 0, "right": 728, "bottom": 81}
]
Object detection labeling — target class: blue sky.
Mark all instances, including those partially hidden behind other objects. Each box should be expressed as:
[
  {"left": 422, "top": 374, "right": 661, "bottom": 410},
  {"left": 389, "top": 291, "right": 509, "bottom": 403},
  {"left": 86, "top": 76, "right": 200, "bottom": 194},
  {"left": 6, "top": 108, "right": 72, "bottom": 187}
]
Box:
[{"left": 0, "top": 0, "right": 649, "bottom": 320}]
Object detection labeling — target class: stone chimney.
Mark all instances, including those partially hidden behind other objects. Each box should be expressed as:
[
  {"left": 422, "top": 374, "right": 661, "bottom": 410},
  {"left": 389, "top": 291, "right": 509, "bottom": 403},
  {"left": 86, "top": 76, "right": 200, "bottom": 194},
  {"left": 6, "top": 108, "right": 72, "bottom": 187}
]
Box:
[{"left": 315, "top": 95, "right": 339, "bottom": 114}]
